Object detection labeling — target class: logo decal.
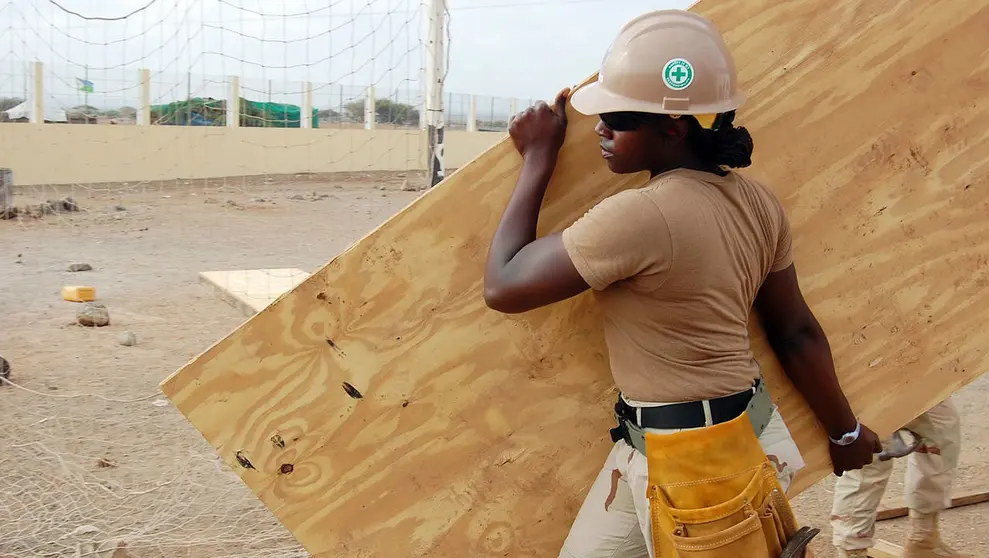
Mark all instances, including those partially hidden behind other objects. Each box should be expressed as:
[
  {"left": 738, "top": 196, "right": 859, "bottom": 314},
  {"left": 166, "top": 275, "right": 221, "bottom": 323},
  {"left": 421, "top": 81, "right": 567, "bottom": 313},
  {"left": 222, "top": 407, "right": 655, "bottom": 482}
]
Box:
[{"left": 663, "top": 58, "right": 694, "bottom": 90}]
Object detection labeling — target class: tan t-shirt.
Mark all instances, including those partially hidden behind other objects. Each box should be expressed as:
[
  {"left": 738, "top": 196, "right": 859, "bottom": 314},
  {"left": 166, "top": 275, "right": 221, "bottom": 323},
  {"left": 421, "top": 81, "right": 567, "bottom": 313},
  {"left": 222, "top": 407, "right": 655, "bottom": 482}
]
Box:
[{"left": 561, "top": 168, "right": 794, "bottom": 402}]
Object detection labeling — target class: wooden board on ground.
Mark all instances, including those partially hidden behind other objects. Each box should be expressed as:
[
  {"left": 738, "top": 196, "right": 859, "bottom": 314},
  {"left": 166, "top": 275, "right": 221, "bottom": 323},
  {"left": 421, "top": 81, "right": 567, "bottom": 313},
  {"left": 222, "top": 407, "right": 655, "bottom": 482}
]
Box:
[
  {"left": 198, "top": 268, "right": 310, "bottom": 317},
  {"left": 160, "top": 0, "right": 989, "bottom": 556},
  {"left": 868, "top": 539, "right": 904, "bottom": 558},
  {"left": 877, "top": 488, "right": 989, "bottom": 522}
]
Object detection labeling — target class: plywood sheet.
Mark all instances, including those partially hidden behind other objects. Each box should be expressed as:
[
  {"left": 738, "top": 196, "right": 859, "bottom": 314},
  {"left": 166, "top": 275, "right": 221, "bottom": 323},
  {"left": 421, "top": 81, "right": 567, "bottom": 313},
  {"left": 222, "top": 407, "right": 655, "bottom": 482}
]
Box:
[
  {"left": 198, "top": 268, "right": 310, "bottom": 316},
  {"left": 160, "top": 0, "right": 989, "bottom": 556}
]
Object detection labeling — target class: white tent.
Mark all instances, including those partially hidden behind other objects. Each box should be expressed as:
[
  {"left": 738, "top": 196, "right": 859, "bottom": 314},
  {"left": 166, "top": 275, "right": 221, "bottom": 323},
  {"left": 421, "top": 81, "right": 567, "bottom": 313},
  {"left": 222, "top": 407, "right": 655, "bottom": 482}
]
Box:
[{"left": 3, "top": 99, "right": 67, "bottom": 123}]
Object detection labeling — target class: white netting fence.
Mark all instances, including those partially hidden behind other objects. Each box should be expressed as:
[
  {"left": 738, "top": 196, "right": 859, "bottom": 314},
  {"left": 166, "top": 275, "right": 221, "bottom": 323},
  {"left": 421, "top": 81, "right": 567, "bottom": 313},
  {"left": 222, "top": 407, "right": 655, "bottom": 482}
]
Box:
[{"left": 0, "top": 1, "right": 528, "bottom": 557}]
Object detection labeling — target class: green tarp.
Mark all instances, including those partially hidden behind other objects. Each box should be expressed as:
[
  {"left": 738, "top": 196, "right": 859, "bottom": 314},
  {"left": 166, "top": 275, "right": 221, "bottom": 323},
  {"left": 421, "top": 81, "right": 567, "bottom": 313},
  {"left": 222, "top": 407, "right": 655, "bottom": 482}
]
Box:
[{"left": 150, "top": 97, "right": 319, "bottom": 128}]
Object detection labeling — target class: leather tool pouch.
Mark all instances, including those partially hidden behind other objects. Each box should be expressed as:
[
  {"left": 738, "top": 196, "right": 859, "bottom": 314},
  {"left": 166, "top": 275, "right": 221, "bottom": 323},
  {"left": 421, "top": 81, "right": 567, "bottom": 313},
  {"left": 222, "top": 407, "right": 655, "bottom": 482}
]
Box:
[{"left": 645, "top": 412, "right": 817, "bottom": 557}]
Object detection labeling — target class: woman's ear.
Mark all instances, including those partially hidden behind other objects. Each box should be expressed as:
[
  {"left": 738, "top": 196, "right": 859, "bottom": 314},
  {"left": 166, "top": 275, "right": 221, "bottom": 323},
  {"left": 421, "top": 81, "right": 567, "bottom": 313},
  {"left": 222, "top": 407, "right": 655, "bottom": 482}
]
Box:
[
  {"left": 655, "top": 116, "right": 689, "bottom": 146},
  {"left": 669, "top": 117, "right": 690, "bottom": 142}
]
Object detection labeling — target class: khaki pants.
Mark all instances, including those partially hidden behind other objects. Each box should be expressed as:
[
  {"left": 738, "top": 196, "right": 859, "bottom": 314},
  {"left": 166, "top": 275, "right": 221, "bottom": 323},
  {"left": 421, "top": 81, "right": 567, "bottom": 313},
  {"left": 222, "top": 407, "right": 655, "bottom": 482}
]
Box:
[
  {"left": 559, "top": 407, "right": 805, "bottom": 558},
  {"left": 831, "top": 399, "right": 961, "bottom": 551}
]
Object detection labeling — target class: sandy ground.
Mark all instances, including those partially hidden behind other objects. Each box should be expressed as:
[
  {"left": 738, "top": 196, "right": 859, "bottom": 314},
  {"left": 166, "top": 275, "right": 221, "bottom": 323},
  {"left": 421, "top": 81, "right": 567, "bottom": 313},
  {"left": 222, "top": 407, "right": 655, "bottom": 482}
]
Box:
[{"left": 0, "top": 172, "right": 985, "bottom": 557}]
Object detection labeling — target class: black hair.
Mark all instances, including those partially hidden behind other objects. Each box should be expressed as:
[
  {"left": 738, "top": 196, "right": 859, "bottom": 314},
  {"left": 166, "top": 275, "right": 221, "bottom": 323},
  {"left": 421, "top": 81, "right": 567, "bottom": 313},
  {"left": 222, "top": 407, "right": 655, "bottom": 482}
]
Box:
[{"left": 685, "top": 110, "right": 754, "bottom": 172}]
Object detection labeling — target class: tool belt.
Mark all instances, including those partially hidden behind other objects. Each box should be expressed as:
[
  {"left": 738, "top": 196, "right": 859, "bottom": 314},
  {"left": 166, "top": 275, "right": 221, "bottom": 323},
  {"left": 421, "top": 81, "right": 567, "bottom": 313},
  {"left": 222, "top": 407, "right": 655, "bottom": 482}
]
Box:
[
  {"left": 609, "top": 378, "right": 775, "bottom": 456},
  {"left": 639, "top": 388, "right": 818, "bottom": 558}
]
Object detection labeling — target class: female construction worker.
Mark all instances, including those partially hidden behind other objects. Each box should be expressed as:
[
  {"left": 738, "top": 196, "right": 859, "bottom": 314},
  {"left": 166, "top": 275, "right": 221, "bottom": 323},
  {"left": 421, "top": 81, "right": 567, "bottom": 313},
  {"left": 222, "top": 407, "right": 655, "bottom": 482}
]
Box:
[{"left": 483, "top": 9, "right": 883, "bottom": 558}]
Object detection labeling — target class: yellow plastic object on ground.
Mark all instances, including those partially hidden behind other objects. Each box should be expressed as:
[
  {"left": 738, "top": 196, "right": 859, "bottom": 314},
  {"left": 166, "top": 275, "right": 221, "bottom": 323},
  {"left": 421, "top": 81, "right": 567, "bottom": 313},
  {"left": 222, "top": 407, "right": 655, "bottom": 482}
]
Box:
[
  {"left": 646, "top": 413, "right": 804, "bottom": 557},
  {"left": 62, "top": 286, "right": 96, "bottom": 302}
]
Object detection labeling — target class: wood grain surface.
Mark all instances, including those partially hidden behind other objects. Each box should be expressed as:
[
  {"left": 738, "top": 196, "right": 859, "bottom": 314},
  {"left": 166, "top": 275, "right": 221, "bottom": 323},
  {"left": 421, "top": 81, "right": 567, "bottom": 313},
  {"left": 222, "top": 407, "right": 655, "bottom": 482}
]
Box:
[{"left": 160, "top": 1, "right": 989, "bottom": 555}]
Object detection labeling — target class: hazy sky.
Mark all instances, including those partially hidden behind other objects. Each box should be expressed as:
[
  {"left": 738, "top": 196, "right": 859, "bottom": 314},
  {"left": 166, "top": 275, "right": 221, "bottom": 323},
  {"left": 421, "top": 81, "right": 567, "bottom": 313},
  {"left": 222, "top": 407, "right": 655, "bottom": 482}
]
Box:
[{"left": 0, "top": 0, "right": 692, "bottom": 115}]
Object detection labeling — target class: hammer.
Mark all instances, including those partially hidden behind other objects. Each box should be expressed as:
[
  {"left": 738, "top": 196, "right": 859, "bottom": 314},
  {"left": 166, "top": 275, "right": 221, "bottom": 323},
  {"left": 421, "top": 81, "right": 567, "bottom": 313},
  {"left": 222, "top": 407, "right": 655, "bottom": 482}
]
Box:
[{"left": 878, "top": 428, "right": 923, "bottom": 461}]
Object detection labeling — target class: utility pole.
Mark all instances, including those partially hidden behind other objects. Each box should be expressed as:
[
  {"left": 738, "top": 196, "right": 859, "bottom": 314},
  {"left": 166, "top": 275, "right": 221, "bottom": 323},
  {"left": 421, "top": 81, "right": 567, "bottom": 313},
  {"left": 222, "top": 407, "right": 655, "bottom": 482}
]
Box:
[{"left": 425, "top": 0, "right": 446, "bottom": 188}]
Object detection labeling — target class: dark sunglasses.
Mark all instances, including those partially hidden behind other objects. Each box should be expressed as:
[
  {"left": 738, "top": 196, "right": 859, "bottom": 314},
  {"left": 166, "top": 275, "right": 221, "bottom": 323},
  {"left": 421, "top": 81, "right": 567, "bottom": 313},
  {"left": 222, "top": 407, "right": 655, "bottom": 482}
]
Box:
[
  {"left": 600, "top": 112, "right": 724, "bottom": 132},
  {"left": 599, "top": 111, "right": 651, "bottom": 131}
]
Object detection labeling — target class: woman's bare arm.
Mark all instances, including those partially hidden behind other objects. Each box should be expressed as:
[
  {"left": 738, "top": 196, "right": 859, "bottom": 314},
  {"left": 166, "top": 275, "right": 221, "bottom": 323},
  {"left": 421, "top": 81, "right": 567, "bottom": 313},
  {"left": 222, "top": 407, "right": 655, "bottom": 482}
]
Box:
[
  {"left": 483, "top": 88, "right": 590, "bottom": 314},
  {"left": 754, "top": 264, "right": 882, "bottom": 476}
]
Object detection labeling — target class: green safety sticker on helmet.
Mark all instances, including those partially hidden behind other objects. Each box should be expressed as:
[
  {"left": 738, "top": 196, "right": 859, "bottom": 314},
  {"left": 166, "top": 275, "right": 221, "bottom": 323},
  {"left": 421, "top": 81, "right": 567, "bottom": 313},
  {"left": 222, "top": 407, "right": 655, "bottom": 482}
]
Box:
[{"left": 663, "top": 58, "right": 694, "bottom": 90}]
